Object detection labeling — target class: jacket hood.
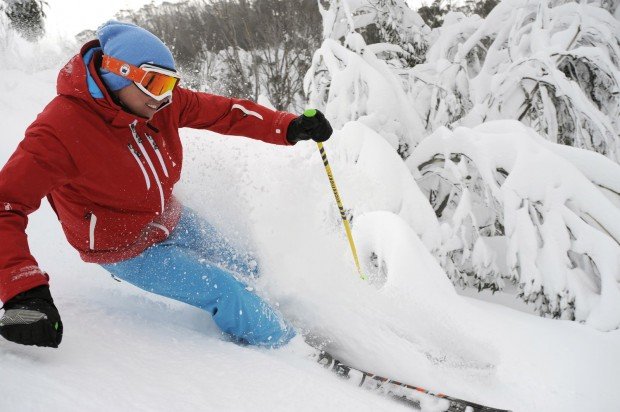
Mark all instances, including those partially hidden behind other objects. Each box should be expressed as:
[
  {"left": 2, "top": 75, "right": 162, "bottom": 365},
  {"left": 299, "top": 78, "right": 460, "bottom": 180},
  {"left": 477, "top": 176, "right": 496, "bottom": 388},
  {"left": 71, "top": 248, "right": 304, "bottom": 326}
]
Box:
[{"left": 56, "top": 40, "right": 147, "bottom": 127}]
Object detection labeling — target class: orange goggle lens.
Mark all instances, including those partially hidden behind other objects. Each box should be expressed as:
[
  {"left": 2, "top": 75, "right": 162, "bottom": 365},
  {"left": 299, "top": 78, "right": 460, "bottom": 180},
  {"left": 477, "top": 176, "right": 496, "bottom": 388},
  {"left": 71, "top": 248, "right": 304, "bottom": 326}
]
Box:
[{"left": 140, "top": 71, "right": 179, "bottom": 97}]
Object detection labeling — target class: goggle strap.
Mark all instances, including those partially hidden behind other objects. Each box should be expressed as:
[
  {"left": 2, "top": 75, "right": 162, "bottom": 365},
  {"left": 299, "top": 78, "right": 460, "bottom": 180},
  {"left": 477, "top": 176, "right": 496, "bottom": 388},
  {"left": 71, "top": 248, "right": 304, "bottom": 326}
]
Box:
[{"left": 101, "top": 55, "right": 146, "bottom": 83}]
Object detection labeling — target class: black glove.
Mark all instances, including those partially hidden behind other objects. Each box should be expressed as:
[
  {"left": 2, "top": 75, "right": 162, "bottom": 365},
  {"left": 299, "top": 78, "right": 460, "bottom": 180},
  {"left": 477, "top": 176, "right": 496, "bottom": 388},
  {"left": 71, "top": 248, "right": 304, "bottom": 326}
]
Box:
[
  {"left": 0, "top": 285, "right": 63, "bottom": 348},
  {"left": 286, "top": 109, "right": 333, "bottom": 144}
]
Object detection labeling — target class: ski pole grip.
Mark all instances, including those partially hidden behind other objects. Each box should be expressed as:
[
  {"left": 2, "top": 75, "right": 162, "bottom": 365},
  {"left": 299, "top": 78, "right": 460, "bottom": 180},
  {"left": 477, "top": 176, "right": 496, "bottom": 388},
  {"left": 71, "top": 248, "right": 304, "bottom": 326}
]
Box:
[{"left": 304, "top": 109, "right": 317, "bottom": 118}]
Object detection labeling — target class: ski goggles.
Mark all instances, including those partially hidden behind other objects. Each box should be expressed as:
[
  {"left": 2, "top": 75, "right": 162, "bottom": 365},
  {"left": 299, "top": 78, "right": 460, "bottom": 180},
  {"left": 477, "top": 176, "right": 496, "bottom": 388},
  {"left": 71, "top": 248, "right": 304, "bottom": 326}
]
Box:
[{"left": 101, "top": 55, "right": 180, "bottom": 101}]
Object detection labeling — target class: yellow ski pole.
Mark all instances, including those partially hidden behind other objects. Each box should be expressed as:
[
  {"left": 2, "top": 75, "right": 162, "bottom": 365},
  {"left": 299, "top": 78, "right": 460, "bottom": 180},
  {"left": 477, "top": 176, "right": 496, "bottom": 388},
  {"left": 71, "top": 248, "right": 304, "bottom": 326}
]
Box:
[{"left": 304, "top": 109, "right": 366, "bottom": 280}]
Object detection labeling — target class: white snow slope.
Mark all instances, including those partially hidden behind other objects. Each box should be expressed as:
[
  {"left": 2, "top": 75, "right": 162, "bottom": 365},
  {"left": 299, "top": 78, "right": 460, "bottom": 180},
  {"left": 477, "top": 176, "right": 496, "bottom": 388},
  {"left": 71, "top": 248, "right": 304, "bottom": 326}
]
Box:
[{"left": 1, "top": 58, "right": 619, "bottom": 412}]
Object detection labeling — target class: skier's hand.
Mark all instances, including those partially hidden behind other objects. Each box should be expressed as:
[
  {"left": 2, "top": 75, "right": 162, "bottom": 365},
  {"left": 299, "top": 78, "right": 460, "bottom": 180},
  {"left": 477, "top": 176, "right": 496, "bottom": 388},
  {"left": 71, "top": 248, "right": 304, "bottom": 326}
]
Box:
[
  {"left": 0, "top": 285, "right": 63, "bottom": 348},
  {"left": 286, "top": 109, "right": 333, "bottom": 144}
]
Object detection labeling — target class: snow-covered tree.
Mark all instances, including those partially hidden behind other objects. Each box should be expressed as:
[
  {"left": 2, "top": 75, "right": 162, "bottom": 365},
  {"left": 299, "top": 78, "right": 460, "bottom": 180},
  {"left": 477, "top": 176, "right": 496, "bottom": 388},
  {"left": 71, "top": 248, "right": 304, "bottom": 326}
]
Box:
[
  {"left": 306, "top": 0, "right": 430, "bottom": 157},
  {"left": 403, "top": 1, "right": 620, "bottom": 328},
  {"left": 411, "top": 0, "right": 620, "bottom": 162},
  {"left": 319, "top": 0, "right": 429, "bottom": 65},
  {"left": 408, "top": 120, "right": 620, "bottom": 330},
  {"left": 307, "top": 0, "right": 620, "bottom": 330}
]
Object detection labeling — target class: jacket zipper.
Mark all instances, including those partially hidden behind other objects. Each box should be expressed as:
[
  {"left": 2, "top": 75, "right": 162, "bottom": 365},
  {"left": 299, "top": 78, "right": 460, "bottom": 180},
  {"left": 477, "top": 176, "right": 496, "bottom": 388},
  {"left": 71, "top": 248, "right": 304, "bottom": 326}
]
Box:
[
  {"left": 129, "top": 122, "right": 165, "bottom": 214},
  {"left": 145, "top": 133, "right": 169, "bottom": 178},
  {"left": 88, "top": 212, "right": 97, "bottom": 250},
  {"left": 128, "top": 143, "right": 151, "bottom": 190}
]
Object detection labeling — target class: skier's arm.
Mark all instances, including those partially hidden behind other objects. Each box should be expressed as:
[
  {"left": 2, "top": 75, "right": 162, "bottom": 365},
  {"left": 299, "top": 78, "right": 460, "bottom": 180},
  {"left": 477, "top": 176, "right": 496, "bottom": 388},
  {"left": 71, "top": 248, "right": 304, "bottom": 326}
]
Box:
[
  {"left": 173, "top": 87, "right": 297, "bottom": 146},
  {"left": 0, "top": 123, "right": 78, "bottom": 304}
]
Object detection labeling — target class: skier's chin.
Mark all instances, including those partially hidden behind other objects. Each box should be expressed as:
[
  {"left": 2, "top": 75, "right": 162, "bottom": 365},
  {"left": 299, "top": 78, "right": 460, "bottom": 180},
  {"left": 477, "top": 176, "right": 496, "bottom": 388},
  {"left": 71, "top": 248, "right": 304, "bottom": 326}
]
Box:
[{"left": 144, "top": 99, "right": 170, "bottom": 119}]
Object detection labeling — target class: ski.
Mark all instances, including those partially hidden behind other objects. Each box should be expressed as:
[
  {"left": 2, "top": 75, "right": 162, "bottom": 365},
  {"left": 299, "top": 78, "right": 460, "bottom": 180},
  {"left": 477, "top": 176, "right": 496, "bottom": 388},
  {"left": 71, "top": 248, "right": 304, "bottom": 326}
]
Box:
[{"left": 315, "top": 350, "right": 511, "bottom": 412}]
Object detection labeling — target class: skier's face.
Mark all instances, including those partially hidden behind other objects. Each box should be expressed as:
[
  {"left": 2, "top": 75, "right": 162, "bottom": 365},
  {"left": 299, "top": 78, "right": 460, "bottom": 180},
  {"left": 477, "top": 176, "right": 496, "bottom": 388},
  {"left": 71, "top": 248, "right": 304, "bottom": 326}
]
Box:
[{"left": 114, "top": 83, "right": 171, "bottom": 120}]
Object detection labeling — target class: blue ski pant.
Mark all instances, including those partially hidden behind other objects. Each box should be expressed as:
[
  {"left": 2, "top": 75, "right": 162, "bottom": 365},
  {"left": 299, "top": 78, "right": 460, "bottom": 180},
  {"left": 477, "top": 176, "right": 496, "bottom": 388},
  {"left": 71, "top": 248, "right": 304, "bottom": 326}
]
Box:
[{"left": 101, "top": 207, "right": 295, "bottom": 347}]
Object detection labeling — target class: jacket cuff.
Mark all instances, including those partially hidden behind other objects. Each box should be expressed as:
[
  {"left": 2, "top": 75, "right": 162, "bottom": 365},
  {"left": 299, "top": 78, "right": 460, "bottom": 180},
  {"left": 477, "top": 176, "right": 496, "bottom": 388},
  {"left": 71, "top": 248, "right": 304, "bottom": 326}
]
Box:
[
  {"left": 0, "top": 264, "right": 49, "bottom": 304},
  {"left": 273, "top": 112, "right": 298, "bottom": 146}
]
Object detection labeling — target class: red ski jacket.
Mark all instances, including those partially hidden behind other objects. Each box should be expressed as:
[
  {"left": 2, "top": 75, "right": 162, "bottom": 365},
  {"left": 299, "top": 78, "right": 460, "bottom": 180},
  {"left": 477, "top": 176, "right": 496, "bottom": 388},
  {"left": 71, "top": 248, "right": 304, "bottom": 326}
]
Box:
[{"left": 0, "top": 40, "right": 297, "bottom": 303}]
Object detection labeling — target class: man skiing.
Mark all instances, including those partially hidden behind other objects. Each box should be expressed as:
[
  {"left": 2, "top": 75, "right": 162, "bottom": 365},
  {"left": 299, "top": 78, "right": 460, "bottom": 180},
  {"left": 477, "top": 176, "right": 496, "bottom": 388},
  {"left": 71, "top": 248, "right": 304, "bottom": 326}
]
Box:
[{"left": 0, "top": 21, "right": 332, "bottom": 349}]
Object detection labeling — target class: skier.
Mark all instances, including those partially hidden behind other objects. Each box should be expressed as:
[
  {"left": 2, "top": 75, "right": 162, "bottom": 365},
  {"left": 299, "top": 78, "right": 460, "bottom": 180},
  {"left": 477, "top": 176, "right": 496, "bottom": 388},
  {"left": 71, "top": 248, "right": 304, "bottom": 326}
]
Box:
[{"left": 0, "top": 21, "right": 332, "bottom": 348}]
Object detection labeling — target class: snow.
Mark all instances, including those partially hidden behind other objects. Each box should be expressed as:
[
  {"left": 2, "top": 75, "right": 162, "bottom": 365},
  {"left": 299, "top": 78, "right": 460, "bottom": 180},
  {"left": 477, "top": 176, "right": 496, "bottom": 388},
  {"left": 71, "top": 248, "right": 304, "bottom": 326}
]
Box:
[
  {"left": 0, "top": 66, "right": 412, "bottom": 412},
  {"left": 2, "top": 5, "right": 620, "bottom": 412}
]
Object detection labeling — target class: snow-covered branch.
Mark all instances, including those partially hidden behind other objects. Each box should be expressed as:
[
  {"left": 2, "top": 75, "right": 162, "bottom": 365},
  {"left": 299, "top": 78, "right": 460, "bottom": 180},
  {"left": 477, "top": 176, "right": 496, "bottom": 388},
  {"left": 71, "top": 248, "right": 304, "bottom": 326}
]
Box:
[
  {"left": 408, "top": 120, "right": 620, "bottom": 330},
  {"left": 412, "top": 0, "right": 620, "bottom": 162}
]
